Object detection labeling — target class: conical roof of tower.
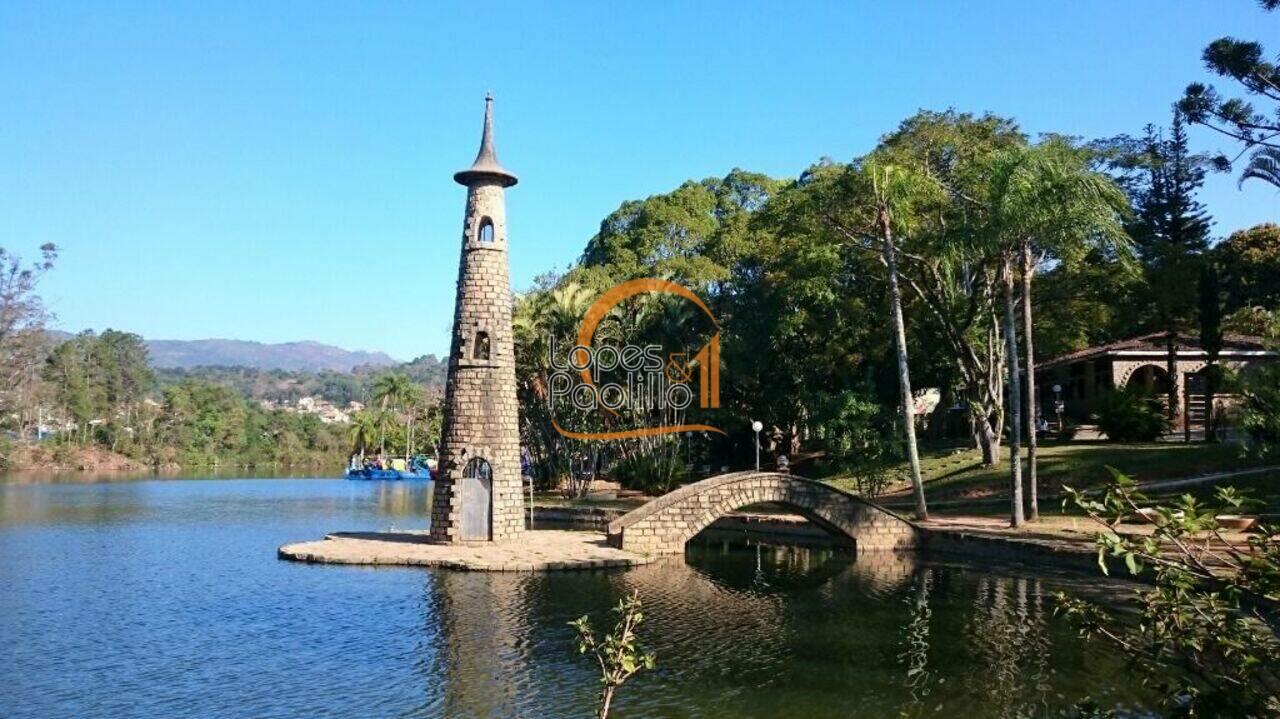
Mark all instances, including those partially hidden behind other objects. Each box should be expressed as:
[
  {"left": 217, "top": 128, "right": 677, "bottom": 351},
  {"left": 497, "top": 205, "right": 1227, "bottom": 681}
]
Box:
[{"left": 454, "top": 93, "right": 518, "bottom": 188}]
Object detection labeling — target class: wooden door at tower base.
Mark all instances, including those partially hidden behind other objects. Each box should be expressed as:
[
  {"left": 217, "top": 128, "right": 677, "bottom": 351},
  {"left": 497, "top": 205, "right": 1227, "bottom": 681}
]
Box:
[{"left": 460, "top": 458, "right": 493, "bottom": 540}]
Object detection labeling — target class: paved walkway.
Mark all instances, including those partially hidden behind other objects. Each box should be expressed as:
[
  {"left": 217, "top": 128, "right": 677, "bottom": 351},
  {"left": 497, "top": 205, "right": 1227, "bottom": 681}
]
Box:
[{"left": 278, "top": 529, "right": 653, "bottom": 571}]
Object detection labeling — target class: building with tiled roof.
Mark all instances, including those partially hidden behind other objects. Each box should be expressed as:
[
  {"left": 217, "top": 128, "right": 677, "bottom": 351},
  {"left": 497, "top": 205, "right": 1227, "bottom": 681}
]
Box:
[{"left": 1035, "top": 332, "right": 1278, "bottom": 426}]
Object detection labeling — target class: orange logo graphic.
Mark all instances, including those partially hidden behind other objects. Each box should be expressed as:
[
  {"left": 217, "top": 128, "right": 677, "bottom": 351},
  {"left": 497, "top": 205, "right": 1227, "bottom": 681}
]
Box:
[{"left": 549, "top": 278, "right": 722, "bottom": 440}]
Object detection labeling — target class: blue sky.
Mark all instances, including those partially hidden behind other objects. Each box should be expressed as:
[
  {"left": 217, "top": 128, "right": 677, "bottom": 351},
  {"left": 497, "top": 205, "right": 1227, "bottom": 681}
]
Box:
[{"left": 3, "top": 1, "right": 1276, "bottom": 361}]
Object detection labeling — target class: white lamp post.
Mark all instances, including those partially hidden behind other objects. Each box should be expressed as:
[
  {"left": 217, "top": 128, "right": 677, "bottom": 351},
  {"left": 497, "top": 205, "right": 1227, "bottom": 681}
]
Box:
[
  {"left": 1052, "top": 384, "right": 1064, "bottom": 431},
  {"left": 751, "top": 420, "right": 763, "bottom": 471}
]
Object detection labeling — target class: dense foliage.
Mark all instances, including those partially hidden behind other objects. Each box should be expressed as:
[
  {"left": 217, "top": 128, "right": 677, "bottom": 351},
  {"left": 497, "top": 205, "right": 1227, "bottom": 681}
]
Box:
[
  {"left": 507, "top": 100, "right": 1280, "bottom": 528},
  {"left": 29, "top": 330, "right": 353, "bottom": 470},
  {"left": 1237, "top": 361, "right": 1280, "bottom": 458},
  {"left": 1094, "top": 387, "right": 1172, "bottom": 443},
  {"left": 154, "top": 353, "right": 445, "bottom": 406},
  {"left": 0, "top": 311, "right": 443, "bottom": 471},
  {"left": 516, "top": 111, "right": 1149, "bottom": 522},
  {"left": 1060, "top": 471, "right": 1280, "bottom": 717}
]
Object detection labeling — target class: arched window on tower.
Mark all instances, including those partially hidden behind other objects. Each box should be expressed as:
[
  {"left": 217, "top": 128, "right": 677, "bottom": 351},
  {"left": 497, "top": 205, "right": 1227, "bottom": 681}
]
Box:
[
  {"left": 473, "top": 332, "right": 491, "bottom": 360},
  {"left": 478, "top": 217, "right": 495, "bottom": 243}
]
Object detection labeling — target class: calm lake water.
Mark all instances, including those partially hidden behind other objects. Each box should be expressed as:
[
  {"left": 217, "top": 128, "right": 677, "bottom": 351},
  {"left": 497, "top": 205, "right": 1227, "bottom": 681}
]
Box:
[{"left": 0, "top": 476, "right": 1159, "bottom": 718}]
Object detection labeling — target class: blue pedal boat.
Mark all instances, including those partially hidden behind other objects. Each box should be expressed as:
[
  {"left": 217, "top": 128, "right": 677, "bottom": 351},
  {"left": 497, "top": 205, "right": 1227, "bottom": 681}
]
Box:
[{"left": 344, "top": 456, "right": 435, "bottom": 481}]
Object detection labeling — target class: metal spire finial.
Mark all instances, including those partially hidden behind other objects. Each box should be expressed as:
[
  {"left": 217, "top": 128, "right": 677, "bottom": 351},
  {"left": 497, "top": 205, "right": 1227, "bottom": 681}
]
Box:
[{"left": 455, "top": 93, "right": 517, "bottom": 187}]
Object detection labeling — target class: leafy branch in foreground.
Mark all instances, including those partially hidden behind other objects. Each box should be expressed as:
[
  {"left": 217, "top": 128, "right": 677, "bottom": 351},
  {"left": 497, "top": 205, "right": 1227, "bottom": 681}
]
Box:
[
  {"left": 570, "top": 591, "right": 656, "bottom": 719},
  {"left": 1057, "top": 468, "right": 1280, "bottom": 717}
]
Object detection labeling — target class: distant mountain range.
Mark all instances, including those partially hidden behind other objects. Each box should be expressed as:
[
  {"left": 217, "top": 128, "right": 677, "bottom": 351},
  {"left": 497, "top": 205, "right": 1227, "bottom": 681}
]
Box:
[
  {"left": 144, "top": 339, "right": 400, "bottom": 372},
  {"left": 47, "top": 331, "right": 402, "bottom": 372}
]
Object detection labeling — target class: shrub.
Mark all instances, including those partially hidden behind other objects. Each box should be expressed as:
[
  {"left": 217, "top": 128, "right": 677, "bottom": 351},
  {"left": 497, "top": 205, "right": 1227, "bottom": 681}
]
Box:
[
  {"left": 811, "top": 391, "right": 902, "bottom": 496},
  {"left": 1059, "top": 470, "right": 1280, "bottom": 716},
  {"left": 1238, "top": 362, "right": 1280, "bottom": 457},
  {"left": 570, "top": 591, "right": 656, "bottom": 719},
  {"left": 1094, "top": 386, "right": 1170, "bottom": 442},
  {"left": 0, "top": 435, "right": 12, "bottom": 470},
  {"left": 611, "top": 449, "right": 688, "bottom": 496}
]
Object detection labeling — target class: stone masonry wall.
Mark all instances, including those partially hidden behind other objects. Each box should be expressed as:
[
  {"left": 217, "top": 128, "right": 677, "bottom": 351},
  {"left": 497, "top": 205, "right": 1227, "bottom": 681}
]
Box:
[
  {"left": 431, "top": 181, "right": 524, "bottom": 542},
  {"left": 606, "top": 471, "right": 917, "bottom": 555}
]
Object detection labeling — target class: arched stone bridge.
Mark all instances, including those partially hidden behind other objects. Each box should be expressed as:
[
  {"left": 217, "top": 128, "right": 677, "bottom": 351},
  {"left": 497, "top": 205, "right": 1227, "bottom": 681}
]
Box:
[{"left": 606, "top": 471, "right": 919, "bottom": 555}]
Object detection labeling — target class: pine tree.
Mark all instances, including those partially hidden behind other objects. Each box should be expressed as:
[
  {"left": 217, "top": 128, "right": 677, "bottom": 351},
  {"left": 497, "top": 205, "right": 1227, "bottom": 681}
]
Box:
[{"left": 1127, "top": 111, "right": 1212, "bottom": 421}]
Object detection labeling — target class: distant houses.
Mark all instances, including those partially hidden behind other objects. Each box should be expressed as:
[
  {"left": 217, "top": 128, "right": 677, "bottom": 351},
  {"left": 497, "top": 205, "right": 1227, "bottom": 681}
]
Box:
[{"left": 258, "top": 396, "right": 363, "bottom": 424}]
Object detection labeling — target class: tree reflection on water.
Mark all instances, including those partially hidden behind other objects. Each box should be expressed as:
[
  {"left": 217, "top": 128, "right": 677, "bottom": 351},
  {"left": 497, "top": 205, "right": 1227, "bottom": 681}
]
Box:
[{"left": 423, "top": 535, "right": 1148, "bottom": 718}]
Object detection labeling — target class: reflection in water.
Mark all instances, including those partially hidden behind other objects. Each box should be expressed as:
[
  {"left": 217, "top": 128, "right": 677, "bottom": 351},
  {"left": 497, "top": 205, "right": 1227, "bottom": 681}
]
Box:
[
  {"left": 0, "top": 478, "right": 1160, "bottom": 719},
  {"left": 964, "top": 574, "right": 1057, "bottom": 717},
  {"left": 899, "top": 567, "right": 933, "bottom": 716},
  {"left": 425, "top": 538, "right": 1155, "bottom": 719},
  {"left": 374, "top": 480, "right": 433, "bottom": 522}
]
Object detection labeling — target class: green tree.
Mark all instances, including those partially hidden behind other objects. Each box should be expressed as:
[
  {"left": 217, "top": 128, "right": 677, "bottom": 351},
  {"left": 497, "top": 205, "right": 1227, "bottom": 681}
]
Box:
[
  {"left": 0, "top": 243, "right": 57, "bottom": 442},
  {"left": 986, "top": 140, "right": 1130, "bottom": 522},
  {"left": 1225, "top": 306, "right": 1280, "bottom": 338},
  {"left": 861, "top": 156, "right": 936, "bottom": 520},
  {"left": 96, "top": 329, "right": 155, "bottom": 449},
  {"left": 1060, "top": 471, "right": 1280, "bottom": 716},
  {"left": 1104, "top": 113, "right": 1212, "bottom": 419},
  {"left": 370, "top": 372, "right": 415, "bottom": 454},
  {"left": 44, "top": 332, "right": 107, "bottom": 445},
  {"left": 158, "top": 380, "right": 249, "bottom": 464},
  {"left": 513, "top": 281, "right": 599, "bottom": 488},
  {"left": 1029, "top": 250, "right": 1142, "bottom": 359},
  {"left": 1239, "top": 147, "right": 1280, "bottom": 190},
  {"left": 727, "top": 161, "right": 894, "bottom": 464},
  {"left": 42, "top": 330, "right": 155, "bottom": 451},
  {"left": 1216, "top": 223, "right": 1280, "bottom": 312},
  {"left": 874, "top": 111, "right": 1027, "bottom": 469},
  {"left": 1237, "top": 351, "right": 1280, "bottom": 458},
  {"left": 789, "top": 150, "right": 947, "bottom": 517},
  {"left": 1178, "top": 2, "right": 1280, "bottom": 190},
  {"left": 578, "top": 169, "right": 781, "bottom": 294},
  {"left": 348, "top": 409, "right": 380, "bottom": 456}
]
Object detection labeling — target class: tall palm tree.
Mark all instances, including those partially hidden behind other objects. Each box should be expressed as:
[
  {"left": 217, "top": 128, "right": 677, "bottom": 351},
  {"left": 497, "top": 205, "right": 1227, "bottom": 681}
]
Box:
[
  {"left": 371, "top": 372, "right": 415, "bottom": 454},
  {"left": 988, "top": 141, "right": 1130, "bottom": 524},
  {"left": 854, "top": 156, "right": 945, "bottom": 521},
  {"left": 348, "top": 410, "right": 379, "bottom": 457},
  {"left": 823, "top": 155, "right": 950, "bottom": 520},
  {"left": 400, "top": 383, "right": 425, "bottom": 456}
]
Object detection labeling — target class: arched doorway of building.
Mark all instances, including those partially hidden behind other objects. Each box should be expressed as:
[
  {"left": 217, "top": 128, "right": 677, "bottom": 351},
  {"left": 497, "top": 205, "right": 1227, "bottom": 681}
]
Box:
[{"left": 1126, "top": 364, "right": 1172, "bottom": 396}]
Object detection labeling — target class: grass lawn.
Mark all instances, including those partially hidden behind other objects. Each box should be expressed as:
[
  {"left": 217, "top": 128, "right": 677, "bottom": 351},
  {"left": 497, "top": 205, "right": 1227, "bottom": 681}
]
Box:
[
  {"left": 1149, "top": 469, "right": 1280, "bottom": 508},
  {"left": 827, "top": 441, "right": 1277, "bottom": 503}
]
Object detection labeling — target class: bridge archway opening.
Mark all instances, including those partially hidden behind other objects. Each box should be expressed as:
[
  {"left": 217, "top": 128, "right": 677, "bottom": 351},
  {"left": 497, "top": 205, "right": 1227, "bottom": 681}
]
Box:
[{"left": 686, "top": 499, "right": 857, "bottom": 551}]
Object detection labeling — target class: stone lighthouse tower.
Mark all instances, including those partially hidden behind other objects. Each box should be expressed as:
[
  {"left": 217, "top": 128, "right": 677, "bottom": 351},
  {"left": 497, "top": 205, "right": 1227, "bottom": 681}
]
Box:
[{"left": 430, "top": 94, "right": 525, "bottom": 543}]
